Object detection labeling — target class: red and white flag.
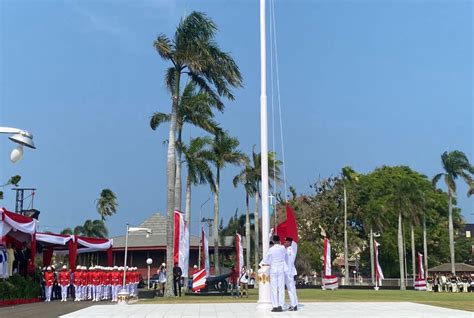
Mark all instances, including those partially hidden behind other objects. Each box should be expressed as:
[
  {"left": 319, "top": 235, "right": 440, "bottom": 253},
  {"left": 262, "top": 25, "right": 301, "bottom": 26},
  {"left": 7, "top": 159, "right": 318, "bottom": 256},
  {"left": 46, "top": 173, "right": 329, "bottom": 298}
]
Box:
[
  {"left": 414, "top": 252, "right": 427, "bottom": 291},
  {"left": 275, "top": 204, "right": 299, "bottom": 250},
  {"left": 374, "top": 240, "right": 384, "bottom": 284},
  {"left": 173, "top": 210, "right": 189, "bottom": 277},
  {"left": 192, "top": 268, "right": 206, "bottom": 292},
  {"left": 201, "top": 227, "right": 210, "bottom": 277},
  {"left": 322, "top": 237, "right": 338, "bottom": 289},
  {"left": 236, "top": 233, "right": 244, "bottom": 277}
]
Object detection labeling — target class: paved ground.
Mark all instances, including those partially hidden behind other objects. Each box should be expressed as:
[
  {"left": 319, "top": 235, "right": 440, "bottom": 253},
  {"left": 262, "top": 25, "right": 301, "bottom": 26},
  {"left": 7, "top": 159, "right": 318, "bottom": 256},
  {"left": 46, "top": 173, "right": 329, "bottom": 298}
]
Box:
[
  {"left": 61, "top": 302, "right": 474, "bottom": 318},
  {"left": 0, "top": 300, "right": 112, "bottom": 318}
]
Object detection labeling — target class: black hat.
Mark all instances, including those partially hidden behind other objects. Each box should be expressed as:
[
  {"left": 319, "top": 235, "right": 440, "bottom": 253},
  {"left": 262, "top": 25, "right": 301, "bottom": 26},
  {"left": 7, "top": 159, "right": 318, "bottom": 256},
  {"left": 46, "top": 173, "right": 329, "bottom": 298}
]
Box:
[
  {"left": 269, "top": 241, "right": 274, "bottom": 246},
  {"left": 272, "top": 235, "right": 280, "bottom": 242},
  {"left": 285, "top": 237, "right": 293, "bottom": 242}
]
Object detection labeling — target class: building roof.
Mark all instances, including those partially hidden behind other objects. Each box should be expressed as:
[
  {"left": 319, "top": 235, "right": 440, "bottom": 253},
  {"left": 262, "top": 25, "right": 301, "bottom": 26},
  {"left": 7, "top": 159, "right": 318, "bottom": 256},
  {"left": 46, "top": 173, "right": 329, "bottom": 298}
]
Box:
[
  {"left": 428, "top": 262, "right": 474, "bottom": 273},
  {"left": 111, "top": 212, "right": 244, "bottom": 249}
]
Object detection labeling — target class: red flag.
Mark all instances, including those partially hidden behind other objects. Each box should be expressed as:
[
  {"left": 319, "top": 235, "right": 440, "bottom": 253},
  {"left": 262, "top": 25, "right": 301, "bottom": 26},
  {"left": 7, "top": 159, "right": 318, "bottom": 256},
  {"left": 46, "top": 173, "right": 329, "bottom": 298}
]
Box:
[{"left": 275, "top": 204, "right": 298, "bottom": 243}]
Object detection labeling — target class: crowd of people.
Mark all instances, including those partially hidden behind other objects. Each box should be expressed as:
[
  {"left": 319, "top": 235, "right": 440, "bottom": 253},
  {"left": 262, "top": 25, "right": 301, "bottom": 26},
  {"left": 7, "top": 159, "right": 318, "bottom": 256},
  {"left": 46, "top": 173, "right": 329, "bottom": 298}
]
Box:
[
  {"left": 0, "top": 242, "right": 32, "bottom": 279},
  {"left": 430, "top": 273, "right": 474, "bottom": 292},
  {"left": 41, "top": 265, "right": 140, "bottom": 303}
]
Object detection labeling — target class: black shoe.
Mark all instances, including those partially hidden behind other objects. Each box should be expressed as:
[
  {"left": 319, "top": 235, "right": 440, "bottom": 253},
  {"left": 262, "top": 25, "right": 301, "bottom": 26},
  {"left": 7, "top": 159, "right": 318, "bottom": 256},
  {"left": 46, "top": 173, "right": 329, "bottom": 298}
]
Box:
[
  {"left": 271, "top": 307, "right": 279, "bottom": 312},
  {"left": 277, "top": 306, "right": 283, "bottom": 312},
  {"left": 291, "top": 306, "right": 297, "bottom": 311}
]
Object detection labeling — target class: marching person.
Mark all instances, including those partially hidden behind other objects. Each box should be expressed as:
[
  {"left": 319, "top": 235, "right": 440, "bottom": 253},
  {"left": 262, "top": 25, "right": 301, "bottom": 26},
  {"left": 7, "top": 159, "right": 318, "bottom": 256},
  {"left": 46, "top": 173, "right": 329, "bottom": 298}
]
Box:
[
  {"left": 173, "top": 262, "right": 183, "bottom": 297},
  {"left": 44, "top": 266, "right": 54, "bottom": 302},
  {"left": 59, "top": 265, "right": 70, "bottom": 302},
  {"left": 110, "top": 266, "right": 120, "bottom": 302},
  {"left": 261, "top": 235, "right": 288, "bottom": 312},
  {"left": 73, "top": 266, "right": 82, "bottom": 301},
  {"left": 284, "top": 237, "right": 298, "bottom": 311}
]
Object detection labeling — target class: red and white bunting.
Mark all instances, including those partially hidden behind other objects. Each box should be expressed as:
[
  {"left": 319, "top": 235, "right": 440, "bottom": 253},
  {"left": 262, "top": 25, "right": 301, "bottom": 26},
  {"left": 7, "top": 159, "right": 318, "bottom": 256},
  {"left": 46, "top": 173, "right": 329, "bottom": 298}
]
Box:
[
  {"left": 202, "top": 227, "right": 210, "bottom": 277},
  {"left": 322, "top": 237, "right": 338, "bottom": 290},
  {"left": 173, "top": 210, "right": 189, "bottom": 277},
  {"left": 374, "top": 240, "right": 384, "bottom": 284},
  {"left": 414, "top": 252, "right": 427, "bottom": 291},
  {"left": 192, "top": 268, "right": 206, "bottom": 292},
  {"left": 236, "top": 233, "right": 244, "bottom": 277}
]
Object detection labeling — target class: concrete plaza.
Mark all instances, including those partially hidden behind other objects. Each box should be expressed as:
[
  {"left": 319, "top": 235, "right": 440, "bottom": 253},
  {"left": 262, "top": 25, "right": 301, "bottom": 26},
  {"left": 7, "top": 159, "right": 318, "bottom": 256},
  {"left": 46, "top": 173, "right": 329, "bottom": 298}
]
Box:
[{"left": 61, "top": 302, "right": 473, "bottom": 318}]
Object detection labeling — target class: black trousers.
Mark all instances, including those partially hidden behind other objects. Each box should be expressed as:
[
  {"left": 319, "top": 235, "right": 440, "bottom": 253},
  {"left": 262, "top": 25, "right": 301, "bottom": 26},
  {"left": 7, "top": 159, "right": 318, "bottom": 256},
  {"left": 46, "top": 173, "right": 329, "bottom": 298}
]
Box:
[{"left": 173, "top": 279, "right": 181, "bottom": 296}]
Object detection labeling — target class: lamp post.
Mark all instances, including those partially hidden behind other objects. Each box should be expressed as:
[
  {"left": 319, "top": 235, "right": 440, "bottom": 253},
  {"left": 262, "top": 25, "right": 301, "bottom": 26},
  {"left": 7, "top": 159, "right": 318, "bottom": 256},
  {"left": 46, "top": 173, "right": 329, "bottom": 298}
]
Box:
[
  {"left": 146, "top": 258, "right": 153, "bottom": 290},
  {"left": 198, "top": 198, "right": 210, "bottom": 265},
  {"left": 0, "top": 127, "right": 36, "bottom": 163},
  {"left": 118, "top": 224, "right": 152, "bottom": 304}
]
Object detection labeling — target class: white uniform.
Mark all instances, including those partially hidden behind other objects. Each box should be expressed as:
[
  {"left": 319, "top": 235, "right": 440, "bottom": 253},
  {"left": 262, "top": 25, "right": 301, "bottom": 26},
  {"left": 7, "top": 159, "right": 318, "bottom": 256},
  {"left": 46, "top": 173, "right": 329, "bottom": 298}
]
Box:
[
  {"left": 285, "top": 241, "right": 298, "bottom": 308},
  {"left": 262, "top": 244, "right": 288, "bottom": 309}
]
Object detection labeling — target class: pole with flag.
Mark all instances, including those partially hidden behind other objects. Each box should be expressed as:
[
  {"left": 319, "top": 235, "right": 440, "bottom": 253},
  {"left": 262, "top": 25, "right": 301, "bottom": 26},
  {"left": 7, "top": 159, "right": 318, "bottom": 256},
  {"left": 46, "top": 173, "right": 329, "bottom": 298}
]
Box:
[
  {"left": 202, "top": 227, "right": 210, "bottom": 277},
  {"left": 414, "top": 252, "right": 427, "bottom": 291},
  {"left": 322, "top": 237, "right": 338, "bottom": 290},
  {"left": 374, "top": 240, "right": 384, "bottom": 290},
  {"left": 173, "top": 210, "right": 189, "bottom": 278},
  {"left": 236, "top": 233, "right": 244, "bottom": 278}
]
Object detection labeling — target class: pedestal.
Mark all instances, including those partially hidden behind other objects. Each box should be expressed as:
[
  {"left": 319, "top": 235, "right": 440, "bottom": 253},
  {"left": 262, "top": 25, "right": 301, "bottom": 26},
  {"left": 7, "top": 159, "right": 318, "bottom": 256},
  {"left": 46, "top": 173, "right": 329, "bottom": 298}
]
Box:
[
  {"left": 117, "top": 289, "right": 129, "bottom": 305},
  {"left": 256, "top": 265, "right": 272, "bottom": 310}
]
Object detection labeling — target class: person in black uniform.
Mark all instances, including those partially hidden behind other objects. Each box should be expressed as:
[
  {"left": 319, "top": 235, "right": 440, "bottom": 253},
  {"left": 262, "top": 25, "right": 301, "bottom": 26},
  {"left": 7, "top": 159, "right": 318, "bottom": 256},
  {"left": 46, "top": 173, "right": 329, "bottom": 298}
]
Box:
[{"left": 172, "top": 262, "right": 182, "bottom": 297}]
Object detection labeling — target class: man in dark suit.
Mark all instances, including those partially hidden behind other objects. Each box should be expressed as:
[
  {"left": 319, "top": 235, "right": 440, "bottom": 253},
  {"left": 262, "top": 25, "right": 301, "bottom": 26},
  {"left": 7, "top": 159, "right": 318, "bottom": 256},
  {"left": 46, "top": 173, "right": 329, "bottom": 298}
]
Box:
[{"left": 172, "top": 262, "right": 183, "bottom": 297}]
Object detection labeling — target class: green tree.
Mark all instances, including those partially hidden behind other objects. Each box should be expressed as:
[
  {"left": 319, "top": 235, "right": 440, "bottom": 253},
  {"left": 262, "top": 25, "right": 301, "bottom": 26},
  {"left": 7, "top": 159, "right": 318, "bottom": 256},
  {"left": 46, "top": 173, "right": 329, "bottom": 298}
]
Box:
[
  {"left": 74, "top": 220, "right": 108, "bottom": 238},
  {"left": 210, "top": 131, "right": 246, "bottom": 274},
  {"left": 0, "top": 175, "right": 21, "bottom": 200},
  {"left": 341, "top": 166, "right": 359, "bottom": 284},
  {"left": 153, "top": 11, "right": 242, "bottom": 296},
  {"left": 96, "top": 189, "right": 118, "bottom": 222},
  {"left": 432, "top": 150, "right": 474, "bottom": 274}
]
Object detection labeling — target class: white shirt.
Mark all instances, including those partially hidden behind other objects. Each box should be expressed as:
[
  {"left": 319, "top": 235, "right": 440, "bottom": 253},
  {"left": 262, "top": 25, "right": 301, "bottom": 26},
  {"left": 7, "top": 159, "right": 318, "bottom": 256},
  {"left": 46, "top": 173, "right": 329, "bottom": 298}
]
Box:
[
  {"left": 262, "top": 244, "right": 288, "bottom": 274},
  {"left": 286, "top": 242, "right": 297, "bottom": 277}
]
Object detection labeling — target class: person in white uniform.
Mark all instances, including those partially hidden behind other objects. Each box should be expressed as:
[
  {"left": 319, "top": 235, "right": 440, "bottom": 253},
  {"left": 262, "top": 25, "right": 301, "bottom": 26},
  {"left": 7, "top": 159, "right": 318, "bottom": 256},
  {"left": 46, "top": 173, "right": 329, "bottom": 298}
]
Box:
[
  {"left": 261, "top": 235, "right": 288, "bottom": 312},
  {"left": 284, "top": 237, "right": 298, "bottom": 311}
]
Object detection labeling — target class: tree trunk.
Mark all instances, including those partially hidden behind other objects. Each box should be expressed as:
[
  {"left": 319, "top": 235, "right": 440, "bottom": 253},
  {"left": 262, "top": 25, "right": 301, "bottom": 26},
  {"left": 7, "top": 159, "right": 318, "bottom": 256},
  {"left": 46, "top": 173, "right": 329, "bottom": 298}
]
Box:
[
  {"left": 184, "top": 173, "right": 192, "bottom": 292},
  {"left": 343, "top": 185, "right": 349, "bottom": 285},
  {"left": 164, "top": 71, "right": 180, "bottom": 297},
  {"left": 423, "top": 212, "right": 428, "bottom": 278},
  {"left": 213, "top": 168, "right": 220, "bottom": 275},
  {"left": 245, "top": 193, "right": 251, "bottom": 269},
  {"left": 398, "top": 212, "right": 406, "bottom": 290},
  {"left": 448, "top": 192, "right": 455, "bottom": 274},
  {"left": 254, "top": 193, "right": 260, "bottom": 272},
  {"left": 369, "top": 227, "right": 374, "bottom": 285},
  {"left": 174, "top": 128, "right": 183, "bottom": 211},
  {"left": 411, "top": 223, "right": 415, "bottom": 281}
]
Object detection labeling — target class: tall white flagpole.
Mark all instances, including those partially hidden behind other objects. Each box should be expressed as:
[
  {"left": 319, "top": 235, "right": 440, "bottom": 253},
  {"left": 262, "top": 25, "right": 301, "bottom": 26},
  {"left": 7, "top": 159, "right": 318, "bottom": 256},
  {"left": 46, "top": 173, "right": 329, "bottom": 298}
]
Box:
[{"left": 257, "top": 0, "right": 272, "bottom": 308}]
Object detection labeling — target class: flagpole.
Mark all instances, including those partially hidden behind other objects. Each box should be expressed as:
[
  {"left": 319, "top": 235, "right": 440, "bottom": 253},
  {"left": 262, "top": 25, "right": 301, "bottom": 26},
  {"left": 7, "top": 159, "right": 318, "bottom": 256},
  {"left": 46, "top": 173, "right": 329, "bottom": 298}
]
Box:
[{"left": 257, "top": 0, "right": 272, "bottom": 308}]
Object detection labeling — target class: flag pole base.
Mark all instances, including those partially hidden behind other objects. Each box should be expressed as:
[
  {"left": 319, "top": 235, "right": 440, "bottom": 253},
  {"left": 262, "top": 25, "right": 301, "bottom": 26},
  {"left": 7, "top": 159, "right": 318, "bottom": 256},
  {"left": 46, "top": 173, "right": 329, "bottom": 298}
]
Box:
[{"left": 256, "top": 265, "right": 272, "bottom": 310}]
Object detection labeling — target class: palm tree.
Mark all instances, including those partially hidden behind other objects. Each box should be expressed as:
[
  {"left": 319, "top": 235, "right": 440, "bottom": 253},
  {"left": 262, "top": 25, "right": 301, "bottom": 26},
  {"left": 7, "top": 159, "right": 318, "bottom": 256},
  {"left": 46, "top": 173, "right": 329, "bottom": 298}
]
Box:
[
  {"left": 150, "top": 82, "right": 221, "bottom": 211},
  {"left": 153, "top": 11, "right": 242, "bottom": 296},
  {"left": 96, "top": 189, "right": 118, "bottom": 222},
  {"left": 246, "top": 148, "right": 282, "bottom": 271},
  {"left": 341, "top": 166, "right": 359, "bottom": 285},
  {"left": 60, "top": 228, "right": 73, "bottom": 235},
  {"left": 432, "top": 150, "right": 474, "bottom": 274},
  {"left": 233, "top": 158, "right": 255, "bottom": 269},
  {"left": 74, "top": 220, "right": 108, "bottom": 238},
  {"left": 210, "top": 131, "right": 246, "bottom": 274}
]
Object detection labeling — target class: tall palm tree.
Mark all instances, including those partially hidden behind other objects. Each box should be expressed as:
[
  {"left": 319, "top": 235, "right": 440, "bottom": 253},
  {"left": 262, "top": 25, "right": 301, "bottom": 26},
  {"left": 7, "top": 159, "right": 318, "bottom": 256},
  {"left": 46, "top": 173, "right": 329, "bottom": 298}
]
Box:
[
  {"left": 341, "top": 166, "right": 359, "bottom": 285},
  {"left": 150, "top": 82, "right": 221, "bottom": 211},
  {"left": 74, "top": 220, "right": 108, "bottom": 238},
  {"left": 233, "top": 158, "right": 255, "bottom": 269},
  {"left": 96, "top": 189, "right": 118, "bottom": 222},
  {"left": 247, "top": 147, "right": 282, "bottom": 271},
  {"left": 210, "top": 131, "right": 246, "bottom": 274},
  {"left": 432, "top": 150, "right": 474, "bottom": 274},
  {"left": 153, "top": 11, "right": 242, "bottom": 296}
]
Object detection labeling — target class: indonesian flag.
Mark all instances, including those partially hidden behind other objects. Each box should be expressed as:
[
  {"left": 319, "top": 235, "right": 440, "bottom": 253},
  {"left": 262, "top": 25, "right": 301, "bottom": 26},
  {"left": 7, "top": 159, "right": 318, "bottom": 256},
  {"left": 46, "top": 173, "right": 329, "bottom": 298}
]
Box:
[
  {"left": 202, "top": 227, "right": 210, "bottom": 277},
  {"left": 374, "top": 240, "right": 384, "bottom": 283},
  {"left": 192, "top": 268, "right": 206, "bottom": 292},
  {"left": 275, "top": 204, "right": 299, "bottom": 244},
  {"left": 323, "top": 237, "right": 332, "bottom": 277},
  {"left": 173, "top": 210, "right": 189, "bottom": 277},
  {"left": 414, "top": 252, "right": 427, "bottom": 291},
  {"left": 236, "top": 233, "right": 244, "bottom": 277}
]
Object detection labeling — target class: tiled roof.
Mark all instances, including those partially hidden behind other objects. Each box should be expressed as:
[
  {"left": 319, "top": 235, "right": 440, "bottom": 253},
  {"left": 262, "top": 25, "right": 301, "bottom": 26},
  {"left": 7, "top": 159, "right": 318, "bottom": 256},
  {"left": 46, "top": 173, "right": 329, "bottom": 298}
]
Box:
[{"left": 428, "top": 262, "right": 474, "bottom": 272}]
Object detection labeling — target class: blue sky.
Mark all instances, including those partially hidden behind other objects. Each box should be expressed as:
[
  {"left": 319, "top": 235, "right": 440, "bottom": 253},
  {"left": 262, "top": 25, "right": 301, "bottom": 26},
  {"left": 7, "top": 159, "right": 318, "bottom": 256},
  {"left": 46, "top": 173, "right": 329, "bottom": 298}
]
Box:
[{"left": 1, "top": 0, "right": 472, "bottom": 238}]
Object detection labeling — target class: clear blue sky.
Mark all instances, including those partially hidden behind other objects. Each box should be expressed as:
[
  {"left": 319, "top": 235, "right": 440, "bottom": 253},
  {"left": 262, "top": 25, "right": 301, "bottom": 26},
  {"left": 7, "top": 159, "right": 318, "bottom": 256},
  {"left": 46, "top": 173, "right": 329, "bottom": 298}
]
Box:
[{"left": 1, "top": 0, "right": 472, "bottom": 238}]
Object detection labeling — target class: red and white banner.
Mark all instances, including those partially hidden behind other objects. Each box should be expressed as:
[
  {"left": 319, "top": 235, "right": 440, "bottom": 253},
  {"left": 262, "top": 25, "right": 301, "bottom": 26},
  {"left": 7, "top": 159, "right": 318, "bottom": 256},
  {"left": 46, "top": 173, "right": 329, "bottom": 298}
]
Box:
[
  {"left": 322, "top": 237, "right": 338, "bottom": 290},
  {"left": 1, "top": 207, "right": 37, "bottom": 235},
  {"left": 202, "top": 227, "right": 210, "bottom": 277},
  {"left": 173, "top": 210, "right": 189, "bottom": 277},
  {"left": 236, "top": 233, "right": 243, "bottom": 277},
  {"left": 36, "top": 232, "right": 73, "bottom": 246},
  {"left": 192, "top": 268, "right": 206, "bottom": 292},
  {"left": 415, "top": 252, "right": 426, "bottom": 291},
  {"left": 374, "top": 240, "right": 384, "bottom": 284}
]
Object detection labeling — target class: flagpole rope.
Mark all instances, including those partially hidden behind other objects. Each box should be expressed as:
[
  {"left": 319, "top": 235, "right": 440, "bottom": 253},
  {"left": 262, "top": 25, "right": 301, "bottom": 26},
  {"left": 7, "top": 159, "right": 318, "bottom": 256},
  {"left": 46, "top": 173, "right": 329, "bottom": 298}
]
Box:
[{"left": 270, "top": 0, "right": 288, "bottom": 203}]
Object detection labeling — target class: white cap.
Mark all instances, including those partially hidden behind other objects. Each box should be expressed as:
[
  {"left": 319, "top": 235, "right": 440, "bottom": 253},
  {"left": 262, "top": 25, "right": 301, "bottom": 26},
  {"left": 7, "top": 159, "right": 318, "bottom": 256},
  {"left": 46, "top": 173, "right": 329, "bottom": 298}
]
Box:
[
  {"left": 113, "top": 266, "right": 118, "bottom": 270},
  {"left": 62, "top": 265, "right": 67, "bottom": 270},
  {"left": 76, "top": 265, "right": 81, "bottom": 270},
  {"left": 162, "top": 263, "right": 166, "bottom": 267},
  {"left": 193, "top": 265, "right": 198, "bottom": 269},
  {"left": 47, "top": 266, "right": 52, "bottom": 271}
]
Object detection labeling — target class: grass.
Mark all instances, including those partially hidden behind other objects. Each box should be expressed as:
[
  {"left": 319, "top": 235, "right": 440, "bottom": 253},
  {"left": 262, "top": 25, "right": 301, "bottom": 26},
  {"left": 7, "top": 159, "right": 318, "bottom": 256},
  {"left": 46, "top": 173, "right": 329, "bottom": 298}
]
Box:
[{"left": 138, "top": 288, "right": 474, "bottom": 312}]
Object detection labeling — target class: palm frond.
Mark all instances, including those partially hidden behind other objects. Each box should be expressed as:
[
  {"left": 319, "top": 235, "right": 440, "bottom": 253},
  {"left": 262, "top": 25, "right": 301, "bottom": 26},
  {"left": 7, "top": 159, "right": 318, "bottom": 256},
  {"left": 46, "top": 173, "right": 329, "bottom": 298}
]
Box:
[
  {"left": 150, "top": 112, "right": 171, "bottom": 130},
  {"left": 154, "top": 34, "right": 174, "bottom": 60}
]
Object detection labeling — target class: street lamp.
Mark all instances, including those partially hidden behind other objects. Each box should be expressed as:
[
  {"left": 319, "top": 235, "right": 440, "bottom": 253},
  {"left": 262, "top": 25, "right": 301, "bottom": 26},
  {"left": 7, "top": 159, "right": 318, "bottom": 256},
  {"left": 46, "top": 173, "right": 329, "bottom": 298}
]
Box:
[
  {"left": 118, "top": 224, "right": 152, "bottom": 304},
  {"left": 0, "top": 127, "right": 36, "bottom": 163},
  {"left": 146, "top": 258, "right": 153, "bottom": 290}
]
